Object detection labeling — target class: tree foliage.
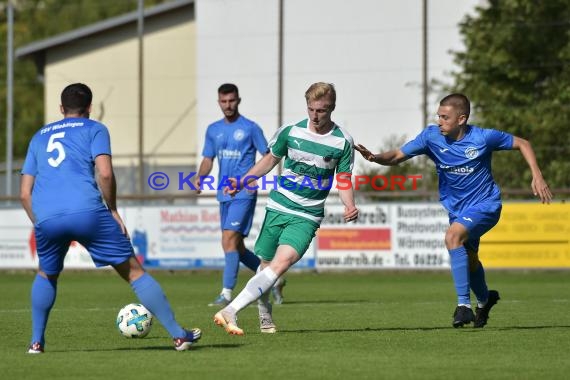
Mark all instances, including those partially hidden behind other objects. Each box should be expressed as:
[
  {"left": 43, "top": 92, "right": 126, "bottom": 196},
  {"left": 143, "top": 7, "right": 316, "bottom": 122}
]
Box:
[
  {"left": 0, "top": 0, "right": 169, "bottom": 161},
  {"left": 449, "top": 0, "right": 570, "bottom": 190}
]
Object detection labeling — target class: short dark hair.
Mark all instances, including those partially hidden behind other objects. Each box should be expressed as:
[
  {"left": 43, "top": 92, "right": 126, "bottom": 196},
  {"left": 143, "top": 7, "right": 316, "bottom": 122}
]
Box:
[
  {"left": 440, "top": 93, "right": 470, "bottom": 119},
  {"left": 218, "top": 83, "right": 239, "bottom": 96},
  {"left": 61, "top": 83, "right": 92, "bottom": 115}
]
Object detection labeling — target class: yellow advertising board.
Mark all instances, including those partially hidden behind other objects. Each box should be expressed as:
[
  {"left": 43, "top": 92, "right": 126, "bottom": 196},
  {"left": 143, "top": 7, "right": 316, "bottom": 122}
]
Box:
[{"left": 480, "top": 203, "right": 570, "bottom": 268}]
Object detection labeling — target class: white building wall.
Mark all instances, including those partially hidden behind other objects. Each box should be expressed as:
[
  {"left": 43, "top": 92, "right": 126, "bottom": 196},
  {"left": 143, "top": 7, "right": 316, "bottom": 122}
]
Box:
[{"left": 196, "top": 0, "right": 481, "bottom": 175}]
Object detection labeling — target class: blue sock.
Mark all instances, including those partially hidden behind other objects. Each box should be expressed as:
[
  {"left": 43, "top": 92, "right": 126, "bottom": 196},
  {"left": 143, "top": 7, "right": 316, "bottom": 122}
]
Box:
[
  {"left": 223, "top": 251, "right": 240, "bottom": 289},
  {"left": 470, "top": 261, "right": 488, "bottom": 304},
  {"left": 131, "top": 273, "right": 185, "bottom": 338},
  {"left": 31, "top": 274, "right": 57, "bottom": 345},
  {"left": 239, "top": 249, "right": 260, "bottom": 272},
  {"left": 448, "top": 247, "right": 470, "bottom": 305}
]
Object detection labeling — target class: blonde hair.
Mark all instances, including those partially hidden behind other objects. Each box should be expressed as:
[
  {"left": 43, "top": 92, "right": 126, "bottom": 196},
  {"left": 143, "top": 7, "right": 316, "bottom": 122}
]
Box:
[{"left": 305, "top": 82, "right": 336, "bottom": 105}]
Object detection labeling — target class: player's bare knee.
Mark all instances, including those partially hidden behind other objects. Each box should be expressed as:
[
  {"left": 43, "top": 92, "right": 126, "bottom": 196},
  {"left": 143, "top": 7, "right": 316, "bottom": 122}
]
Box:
[
  {"left": 113, "top": 256, "right": 144, "bottom": 282},
  {"left": 444, "top": 230, "right": 463, "bottom": 249},
  {"left": 222, "top": 230, "right": 241, "bottom": 251},
  {"left": 41, "top": 271, "right": 59, "bottom": 281},
  {"left": 445, "top": 223, "right": 469, "bottom": 249}
]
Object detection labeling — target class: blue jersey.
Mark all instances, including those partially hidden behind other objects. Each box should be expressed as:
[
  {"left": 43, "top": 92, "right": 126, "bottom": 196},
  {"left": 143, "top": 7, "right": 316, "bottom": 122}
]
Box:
[
  {"left": 401, "top": 125, "right": 513, "bottom": 214},
  {"left": 202, "top": 115, "right": 268, "bottom": 202},
  {"left": 22, "top": 117, "right": 111, "bottom": 223}
]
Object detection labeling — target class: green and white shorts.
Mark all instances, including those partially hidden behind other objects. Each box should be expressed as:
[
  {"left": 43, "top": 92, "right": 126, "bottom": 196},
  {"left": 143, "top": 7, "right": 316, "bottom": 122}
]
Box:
[{"left": 254, "top": 209, "right": 319, "bottom": 261}]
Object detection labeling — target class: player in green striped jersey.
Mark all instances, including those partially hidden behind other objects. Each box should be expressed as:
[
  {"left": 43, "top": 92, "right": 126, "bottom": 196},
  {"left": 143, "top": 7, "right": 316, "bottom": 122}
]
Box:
[{"left": 214, "top": 82, "right": 359, "bottom": 335}]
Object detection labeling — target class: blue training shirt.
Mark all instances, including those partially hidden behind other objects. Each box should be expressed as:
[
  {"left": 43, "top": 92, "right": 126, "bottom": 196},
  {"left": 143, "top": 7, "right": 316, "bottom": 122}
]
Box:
[
  {"left": 202, "top": 115, "right": 268, "bottom": 202},
  {"left": 401, "top": 125, "right": 513, "bottom": 214},
  {"left": 21, "top": 118, "right": 111, "bottom": 223}
]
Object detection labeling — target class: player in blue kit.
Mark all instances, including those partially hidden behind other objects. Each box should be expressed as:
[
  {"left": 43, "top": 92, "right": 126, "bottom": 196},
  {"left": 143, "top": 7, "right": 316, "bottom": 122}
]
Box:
[
  {"left": 195, "top": 83, "right": 286, "bottom": 306},
  {"left": 356, "top": 93, "right": 552, "bottom": 328},
  {"left": 20, "top": 83, "right": 201, "bottom": 353}
]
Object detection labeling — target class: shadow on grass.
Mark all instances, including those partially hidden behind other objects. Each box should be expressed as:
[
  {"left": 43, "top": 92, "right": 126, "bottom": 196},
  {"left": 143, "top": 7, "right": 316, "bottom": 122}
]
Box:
[
  {"left": 129, "top": 343, "right": 243, "bottom": 351},
  {"left": 283, "top": 326, "right": 447, "bottom": 333},
  {"left": 45, "top": 343, "right": 243, "bottom": 353},
  {"left": 282, "top": 325, "right": 570, "bottom": 334},
  {"left": 276, "top": 299, "right": 371, "bottom": 305},
  {"left": 496, "top": 325, "right": 570, "bottom": 331}
]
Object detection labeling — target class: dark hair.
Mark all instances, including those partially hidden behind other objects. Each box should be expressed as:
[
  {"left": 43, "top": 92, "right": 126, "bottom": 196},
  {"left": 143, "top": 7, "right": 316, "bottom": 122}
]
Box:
[
  {"left": 61, "top": 83, "right": 92, "bottom": 115},
  {"left": 440, "top": 93, "right": 470, "bottom": 119},
  {"left": 218, "top": 83, "right": 239, "bottom": 96}
]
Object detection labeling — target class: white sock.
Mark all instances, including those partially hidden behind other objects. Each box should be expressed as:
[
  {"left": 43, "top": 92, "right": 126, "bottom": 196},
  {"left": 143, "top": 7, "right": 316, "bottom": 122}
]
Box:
[
  {"left": 273, "top": 276, "right": 284, "bottom": 288},
  {"left": 257, "top": 289, "right": 271, "bottom": 314},
  {"left": 458, "top": 303, "right": 472, "bottom": 308},
  {"left": 229, "top": 267, "right": 278, "bottom": 312},
  {"left": 221, "top": 288, "right": 232, "bottom": 300},
  {"left": 477, "top": 298, "right": 487, "bottom": 308},
  {"left": 254, "top": 265, "right": 271, "bottom": 314}
]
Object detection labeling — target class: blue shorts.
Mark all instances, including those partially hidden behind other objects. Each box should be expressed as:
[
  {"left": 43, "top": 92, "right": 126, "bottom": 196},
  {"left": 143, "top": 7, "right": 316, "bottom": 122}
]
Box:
[
  {"left": 219, "top": 198, "right": 256, "bottom": 237},
  {"left": 34, "top": 208, "right": 134, "bottom": 275},
  {"left": 449, "top": 202, "right": 502, "bottom": 252}
]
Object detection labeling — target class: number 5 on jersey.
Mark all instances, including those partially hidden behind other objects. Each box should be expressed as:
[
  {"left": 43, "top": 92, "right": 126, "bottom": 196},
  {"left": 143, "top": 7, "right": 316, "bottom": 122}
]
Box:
[{"left": 47, "top": 132, "right": 66, "bottom": 167}]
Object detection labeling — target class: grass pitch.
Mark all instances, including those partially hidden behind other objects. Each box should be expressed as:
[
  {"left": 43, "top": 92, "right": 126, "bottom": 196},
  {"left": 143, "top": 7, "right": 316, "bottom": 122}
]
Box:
[{"left": 1, "top": 270, "right": 569, "bottom": 379}]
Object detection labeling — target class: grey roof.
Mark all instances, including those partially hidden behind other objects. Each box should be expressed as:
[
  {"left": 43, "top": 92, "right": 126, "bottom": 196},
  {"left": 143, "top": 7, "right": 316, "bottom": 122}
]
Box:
[{"left": 16, "top": 0, "right": 194, "bottom": 59}]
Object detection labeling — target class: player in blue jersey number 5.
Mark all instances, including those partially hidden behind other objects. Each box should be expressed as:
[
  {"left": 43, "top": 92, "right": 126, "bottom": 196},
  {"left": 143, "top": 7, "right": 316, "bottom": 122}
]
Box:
[
  {"left": 21, "top": 83, "right": 201, "bottom": 353},
  {"left": 356, "top": 93, "right": 552, "bottom": 328}
]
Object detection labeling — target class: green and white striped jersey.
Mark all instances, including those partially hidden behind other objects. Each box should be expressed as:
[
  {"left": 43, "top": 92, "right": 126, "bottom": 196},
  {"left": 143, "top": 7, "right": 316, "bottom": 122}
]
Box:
[{"left": 266, "top": 118, "right": 354, "bottom": 223}]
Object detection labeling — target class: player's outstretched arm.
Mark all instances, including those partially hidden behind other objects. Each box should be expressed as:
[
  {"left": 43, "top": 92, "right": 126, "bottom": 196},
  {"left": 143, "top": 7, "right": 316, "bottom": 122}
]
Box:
[
  {"left": 224, "top": 153, "right": 281, "bottom": 196},
  {"left": 512, "top": 136, "right": 552, "bottom": 204},
  {"left": 355, "top": 144, "right": 408, "bottom": 166}
]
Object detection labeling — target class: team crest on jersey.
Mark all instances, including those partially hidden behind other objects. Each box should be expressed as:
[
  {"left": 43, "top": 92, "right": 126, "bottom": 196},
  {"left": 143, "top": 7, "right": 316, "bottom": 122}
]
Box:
[
  {"left": 464, "top": 147, "right": 479, "bottom": 159},
  {"left": 233, "top": 129, "right": 245, "bottom": 141}
]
